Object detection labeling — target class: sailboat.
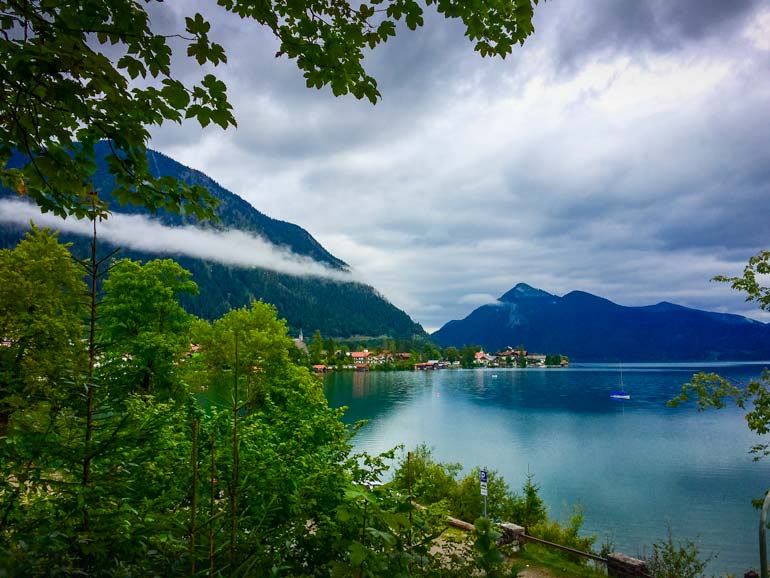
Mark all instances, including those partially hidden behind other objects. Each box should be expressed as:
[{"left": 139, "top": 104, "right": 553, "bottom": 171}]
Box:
[{"left": 610, "top": 363, "right": 631, "bottom": 400}]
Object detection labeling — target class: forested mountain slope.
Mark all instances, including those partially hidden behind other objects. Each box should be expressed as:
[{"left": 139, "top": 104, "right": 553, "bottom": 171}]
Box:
[{"left": 1, "top": 143, "right": 424, "bottom": 339}]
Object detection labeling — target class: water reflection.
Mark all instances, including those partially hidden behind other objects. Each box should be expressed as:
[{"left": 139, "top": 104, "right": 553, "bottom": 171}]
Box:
[
  {"left": 352, "top": 370, "right": 367, "bottom": 397},
  {"left": 324, "top": 364, "right": 769, "bottom": 575}
]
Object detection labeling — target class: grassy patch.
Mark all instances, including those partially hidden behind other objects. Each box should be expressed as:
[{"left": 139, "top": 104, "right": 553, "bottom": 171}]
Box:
[
  {"left": 510, "top": 543, "right": 607, "bottom": 578},
  {"left": 440, "top": 525, "right": 468, "bottom": 540}
]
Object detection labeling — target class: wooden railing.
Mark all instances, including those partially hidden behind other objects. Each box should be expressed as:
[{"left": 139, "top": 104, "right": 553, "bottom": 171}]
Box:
[{"left": 442, "top": 516, "right": 652, "bottom": 578}]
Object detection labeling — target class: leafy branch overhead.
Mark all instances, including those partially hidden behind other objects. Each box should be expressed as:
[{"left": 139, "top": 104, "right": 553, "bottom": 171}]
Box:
[
  {"left": 0, "top": 0, "right": 540, "bottom": 220},
  {"left": 713, "top": 250, "right": 770, "bottom": 312},
  {"left": 670, "top": 250, "right": 770, "bottom": 460}
]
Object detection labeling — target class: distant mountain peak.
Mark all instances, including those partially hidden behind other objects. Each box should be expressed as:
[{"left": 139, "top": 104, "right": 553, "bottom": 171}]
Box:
[
  {"left": 644, "top": 301, "right": 688, "bottom": 312},
  {"left": 433, "top": 284, "right": 770, "bottom": 361},
  {"left": 562, "top": 290, "right": 615, "bottom": 306},
  {"left": 499, "top": 283, "right": 554, "bottom": 302}
]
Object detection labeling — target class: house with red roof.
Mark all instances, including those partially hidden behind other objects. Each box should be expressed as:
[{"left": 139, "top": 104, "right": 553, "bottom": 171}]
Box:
[{"left": 350, "top": 350, "right": 371, "bottom": 364}]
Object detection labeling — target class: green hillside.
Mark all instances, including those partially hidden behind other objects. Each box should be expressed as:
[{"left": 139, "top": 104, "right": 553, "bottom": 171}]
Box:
[{"left": 1, "top": 145, "right": 425, "bottom": 339}]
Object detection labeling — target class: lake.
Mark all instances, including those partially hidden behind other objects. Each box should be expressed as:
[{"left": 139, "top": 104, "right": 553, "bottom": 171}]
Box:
[{"left": 323, "top": 363, "right": 770, "bottom": 576}]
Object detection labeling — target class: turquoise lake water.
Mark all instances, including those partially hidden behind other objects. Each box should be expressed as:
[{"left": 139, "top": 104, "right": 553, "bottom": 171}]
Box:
[{"left": 323, "top": 363, "right": 770, "bottom": 576}]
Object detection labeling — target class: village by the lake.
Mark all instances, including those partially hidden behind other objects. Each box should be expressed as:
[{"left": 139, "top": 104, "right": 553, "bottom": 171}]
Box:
[{"left": 288, "top": 332, "right": 569, "bottom": 373}]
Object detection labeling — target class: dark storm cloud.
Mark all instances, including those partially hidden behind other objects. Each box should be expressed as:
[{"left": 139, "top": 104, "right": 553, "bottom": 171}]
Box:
[
  {"left": 138, "top": 0, "right": 770, "bottom": 331},
  {"left": 542, "top": 0, "right": 763, "bottom": 71}
]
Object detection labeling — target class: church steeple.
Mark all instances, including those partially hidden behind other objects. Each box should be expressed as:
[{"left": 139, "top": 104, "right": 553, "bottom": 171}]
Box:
[{"left": 292, "top": 329, "right": 308, "bottom": 353}]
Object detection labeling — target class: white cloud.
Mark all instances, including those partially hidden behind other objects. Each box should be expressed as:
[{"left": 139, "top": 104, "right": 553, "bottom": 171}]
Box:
[
  {"left": 136, "top": 0, "right": 770, "bottom": 331},
  {"left": 458, "top": 294, "right": 501, "bottom": 306},
  {"left": 0, "top": 200, "right": 355, "bottom": 282},
  {"left": 745, "top": 9, "right": 770, "bottom": 51}
]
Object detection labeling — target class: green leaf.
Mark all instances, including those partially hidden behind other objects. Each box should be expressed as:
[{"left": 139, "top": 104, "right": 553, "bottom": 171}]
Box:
[{"left": 349, "top": 541, "right": 368, "bottom": 567}]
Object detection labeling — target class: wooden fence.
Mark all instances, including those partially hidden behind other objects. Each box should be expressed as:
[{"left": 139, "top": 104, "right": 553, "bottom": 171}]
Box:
[{"left": 443, "top": 517, "right": 652, "bottom": 578}]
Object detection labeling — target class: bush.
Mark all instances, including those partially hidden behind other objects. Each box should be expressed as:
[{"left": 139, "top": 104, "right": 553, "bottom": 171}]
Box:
[
  {"left": 646, "top": 528, "right": 714, "bottom": 578},
  {"left": 392, "top": 446, "right": 550, "bottom": 527},
  {"left": 391, "top": 443, "right": 461, "bottom": 505},
  {"left": 529, "top": 505, "right": 596, "bottom": 564},
  {"left": 450, "top": 467, "right": 523, "bottom": 523}
]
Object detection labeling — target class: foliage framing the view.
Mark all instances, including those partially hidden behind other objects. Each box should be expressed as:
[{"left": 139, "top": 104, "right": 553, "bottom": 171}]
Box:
[
  {"left": 670, "top": 251, "right": 770, "bottom": 460},
  {"left": 0, "top": 231, "right": 536, "bottom": 576},
  {"left": 1, "top": 1, "right": 547, "bottom": 574},
  {"left": 1, "top": 0, "right": 540, "bottom": 220},
  {"left": 1, "top": 234, "right": 728, "bottom": 577}
]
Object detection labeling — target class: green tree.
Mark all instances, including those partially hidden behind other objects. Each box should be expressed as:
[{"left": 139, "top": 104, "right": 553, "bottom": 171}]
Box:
[
  {"left": 324, "top": 336, "right": 339, "bottom": 357},
  {"left": 670, "top": 251, "right": 770, "bottom": 460},
  {"left": 182, "top": 301, "right": 354, "bottom": 574},
  {"left": 336, "top": 343, "right": 351, "bottom": 368},
  {"left": 444, "top": 346, "right": 460, "bottom": 363},
  {"left": 0, "top": 236, "right": 202, "bottom": 575},
  {"left": 514, "top": 471, "right": 547, "bottom": 529},
  {"left": 0, "top": 228, "right": 86, "bottom": 429},
  {"left": 191, "top": 300, "right": 294, "bottom": 401},
  {"left": 309, "top": 329, "right": 325, "bottom": 364},
  {"left": 288, "top": 339, "right": 310, "bottom": 366},
  {"left": 100, "top": 258, "right": 198, "bottom": 395},
  {"left": 450, "top": 467, "right": 520, "bottom": 523},
  {"left": 421, "top": 342, "right": 442, "bottom": 361},
  {"left": 1, "top": 260, "right": 357, "bottom": 575},
  {"left": 0, "top": 387, "right": 200, "bottom": 574},
  {"left": 460, "top": 345, "right": 482, "bottom": 367},
  {"left": 392, "top": 444, "right": 462, "bottom": 506},
  {"left": 472, "top": 517, "right": 506, "bottom": 578},
  {"left": 0, "top": 1, "right": 232, "bottom": 220},
  {"left": 2, "top": 0, "right": 541, "bottom": 220}
]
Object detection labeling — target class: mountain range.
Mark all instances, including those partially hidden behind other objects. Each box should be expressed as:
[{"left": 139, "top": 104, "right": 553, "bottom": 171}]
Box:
[
  {"left": 431, "top": 283, "right": 770, "bottom": 362},
  {"left": 5, "top": 147, "right": 769, "bottom": 358},
  {"left": 0, "top": 143, "right": 425, "bottom": 340}
]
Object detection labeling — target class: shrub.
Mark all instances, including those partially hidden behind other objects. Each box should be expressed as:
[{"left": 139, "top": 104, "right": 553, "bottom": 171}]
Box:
[
  {"left": 529, "top": 505, "right": 596, "bottom": 564},
  {"left": 646, "top": 528, "right": 714, "bottom": 578},
  {"left": 391, "top": 444, "right": 461, "bottom": 505},
  {"left": 450, "top": 467, "right": 522, "bottom": 523}
]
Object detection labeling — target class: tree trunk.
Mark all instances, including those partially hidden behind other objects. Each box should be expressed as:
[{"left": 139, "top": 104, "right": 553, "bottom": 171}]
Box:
[{"left": 190, "top": 418, "right": 199, "bottom": 576}]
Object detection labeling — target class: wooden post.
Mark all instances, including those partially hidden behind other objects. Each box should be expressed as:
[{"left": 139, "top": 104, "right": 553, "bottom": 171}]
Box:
[
  {"left": 607, "top": 552, "right": 649, "bottom": 577},
  {"left": 497, "top": 523, "right": 525, "bottom": 548}
]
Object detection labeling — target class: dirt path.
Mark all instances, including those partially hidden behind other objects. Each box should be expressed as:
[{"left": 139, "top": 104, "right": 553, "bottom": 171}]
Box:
[
  {"left": 518, "top": 566, "right": 556, "bottom": 578},
  {"left": 517, "top": 565, "right": 592, "bottom": 578}
]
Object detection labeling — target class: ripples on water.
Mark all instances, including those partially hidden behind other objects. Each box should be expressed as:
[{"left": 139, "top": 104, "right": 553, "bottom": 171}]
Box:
[{"left": 324, "top": 363, "right": 770, "bottom": 576}]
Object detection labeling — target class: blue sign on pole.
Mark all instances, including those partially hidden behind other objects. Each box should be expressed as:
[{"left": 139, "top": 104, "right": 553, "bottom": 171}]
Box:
[{"left": 480, "top": 468, "right": 488, "bottom": 513}]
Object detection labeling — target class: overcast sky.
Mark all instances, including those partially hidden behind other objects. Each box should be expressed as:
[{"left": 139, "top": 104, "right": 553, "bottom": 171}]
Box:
[{"left": 74, "top": 2, "right": 770, "bottom": 331}]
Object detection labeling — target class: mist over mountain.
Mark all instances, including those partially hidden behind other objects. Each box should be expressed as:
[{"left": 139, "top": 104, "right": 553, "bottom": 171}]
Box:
[
  {"left": 432, "top": 283, "right": 770, "bottom": 362},
  {"left": 0, "top": 143, "right": 425, "bottom": 340}
]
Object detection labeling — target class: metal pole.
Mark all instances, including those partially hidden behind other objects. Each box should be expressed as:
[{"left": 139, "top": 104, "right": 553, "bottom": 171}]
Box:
[
  {"left": 483, "top": 466, "right": 487, "bottom": 518},
  {"left": 761, "top": 491, "right": 770, "bottom": 578}
]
